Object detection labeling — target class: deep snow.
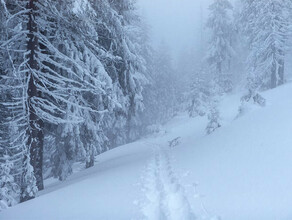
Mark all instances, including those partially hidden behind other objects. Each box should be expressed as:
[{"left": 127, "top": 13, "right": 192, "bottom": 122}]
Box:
[{"left": 1, "top": 83, "right": 292, "bottom": 220}]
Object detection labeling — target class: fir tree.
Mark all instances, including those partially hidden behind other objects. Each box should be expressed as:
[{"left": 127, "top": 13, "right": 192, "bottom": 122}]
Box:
[
  {"left": 206, "top": 0, "right": 235, "bottom": 93},
  {"left": 240, "top": 0, "right": 290, "bottom": 90},
  {"left": 0, "top": 0, "right": 150, "bottom": 206},
  {"left": 188, "top": 76, "right": 210, "bottom": 118},
  {"left": 206, "top": 100, "right": 221, "bottom": 135},
  {"left": 0, "top": 0, "right": 113, "bottom": 196}
]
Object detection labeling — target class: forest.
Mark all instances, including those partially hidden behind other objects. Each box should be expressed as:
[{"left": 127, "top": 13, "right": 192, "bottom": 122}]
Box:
[{"left": 0, "top": 0, "right": 292, "bottom": 219}]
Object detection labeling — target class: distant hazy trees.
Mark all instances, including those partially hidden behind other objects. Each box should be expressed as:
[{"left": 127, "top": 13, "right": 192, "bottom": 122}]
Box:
[
  {"left": 189, "top": 0, "right": 292, "bottom": 133},
  {"left": 142, "top": 43, "right": 181, "bottom": 128},
  {"left": 237, "top": 0, "right": 291, "bottom": 111},
  {"left": 206, "top": 0, "right": 234, "bottom": 93},
  {"left": 188, "top": 77, "right": 210, "bottom": 118},
  {"left": 239, "top": 0, "right": 290, "bottom": 91},
  {"left": 189, "top": 0, "right": 234, "bottom": 134}
]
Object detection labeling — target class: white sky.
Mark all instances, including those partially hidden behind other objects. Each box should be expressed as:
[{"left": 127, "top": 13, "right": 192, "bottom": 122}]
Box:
[{"left": 137, "top": 0, "right": 211, "bottom": 58}]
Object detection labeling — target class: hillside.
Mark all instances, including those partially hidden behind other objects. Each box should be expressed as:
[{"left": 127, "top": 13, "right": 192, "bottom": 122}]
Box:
[{"left": 1, "top": 84, "right": 292, "bottom": 220}]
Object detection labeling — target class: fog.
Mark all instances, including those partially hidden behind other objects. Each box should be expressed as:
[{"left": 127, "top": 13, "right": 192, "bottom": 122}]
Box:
[
  {"left": 138, "top": 0, "right": 212, "bottom": 58},
  {"left": 1, "top": 1, "right": 292, "bottom": 219}
]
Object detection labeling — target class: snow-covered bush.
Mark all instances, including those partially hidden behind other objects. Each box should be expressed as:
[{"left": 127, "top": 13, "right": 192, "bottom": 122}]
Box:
[
  {"left": 188, "top": 77, "right": 210, "bottom": 118},
  {"left": 206, "top": 102, "right": 221, "bottom": 135},
  {"left": 237, "top": 89, "right": 266, "bottom": 118},
  {"left": 0, "top": 159, "right": 19, "bottom": 211}
]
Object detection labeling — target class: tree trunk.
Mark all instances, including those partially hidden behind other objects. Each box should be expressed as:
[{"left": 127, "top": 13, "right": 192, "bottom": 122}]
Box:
[
  {"left": 217, "top": 61, "right": 222, "bottom": 75},
  {"left": 26, "top": 0, "right": 44, "bottom": 191},
  {"left": 279, "top": 50, "right": 285, "bottom": 85},
  {"left": 271, "top": 47, "right": 277, "bottom": 89},
  {"left": 86, "top": 154, "right": 95, "bottom": 169},
  {"left": 86, "top": 146, "right": 95, "bottom": 169},
  {"left": 271, "top": 67, "right": 277, "bottom": 88}
]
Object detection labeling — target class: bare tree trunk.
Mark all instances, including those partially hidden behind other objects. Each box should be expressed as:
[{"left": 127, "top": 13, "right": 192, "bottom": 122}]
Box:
[{"left": 26, "top": 0, "right": 44, "bottom": 191}]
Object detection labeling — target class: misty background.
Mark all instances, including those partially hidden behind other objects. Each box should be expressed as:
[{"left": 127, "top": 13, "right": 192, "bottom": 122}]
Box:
[
  {"left": 138, "top": 0, "right": 292, "bottom": 84},
  {"left": 138, "top": 0, "right": 210, "bottom": 58}
]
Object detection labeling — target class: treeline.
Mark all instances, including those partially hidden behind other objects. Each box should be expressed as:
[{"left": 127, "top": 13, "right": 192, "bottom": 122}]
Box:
[
  {"left": 188, "top": 0, "right": 292, "bottom": 133},
  {"left": 0, "top": 0, "right": 180, "bottom": 209}
]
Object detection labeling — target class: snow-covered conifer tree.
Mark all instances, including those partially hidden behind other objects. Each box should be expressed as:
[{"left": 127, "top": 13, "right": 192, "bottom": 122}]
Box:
[
  {"left": 237, "top": 0, "right": 291, "bottom": 115},
  {"left": 95, "top": 0, "right": 148, "bottom": 146},
  {"left": 240, "top": 0, "right": 290, "bottom": 90},
  {"left": 188, "top": 76, "right": 210, "bottom": 118},
  {"left": 206, "top": 0, "right": 234, "bottom": 93},
  {"left": 206, "top": 100, "right": 221, "bottom": 135},
  {"left": 0, "top": 0, "right": 149, "bottom": 205},
  {"left": 0, "top": 0, "right": 113, "bottom": 196}
]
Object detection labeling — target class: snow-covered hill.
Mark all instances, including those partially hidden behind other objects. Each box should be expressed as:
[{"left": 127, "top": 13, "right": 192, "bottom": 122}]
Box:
[{"left": 1, "top": 84, "right": 292, "bottom": 220}]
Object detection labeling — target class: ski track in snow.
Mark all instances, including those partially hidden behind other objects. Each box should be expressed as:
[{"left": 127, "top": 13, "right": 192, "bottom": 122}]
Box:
[{"left": 140, "top": 142, "right": 196, "bottom": 220}]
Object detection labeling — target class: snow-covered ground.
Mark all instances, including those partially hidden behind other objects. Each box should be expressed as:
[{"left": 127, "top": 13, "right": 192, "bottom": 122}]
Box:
[{"left": 1, "top": 83, "right": 292, "bottom": 220}]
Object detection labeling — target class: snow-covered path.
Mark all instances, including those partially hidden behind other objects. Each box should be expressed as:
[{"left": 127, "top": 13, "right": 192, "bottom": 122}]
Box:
[
  {"left": 1, "top": 84, "right": 292, "bottom": 220},
  {"left": 140, "top": 143, "right": 195, "bottom": 220}
]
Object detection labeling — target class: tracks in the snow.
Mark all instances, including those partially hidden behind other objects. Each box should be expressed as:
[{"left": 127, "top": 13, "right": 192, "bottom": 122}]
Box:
[{"left": 141, "top": 143, "right": 195, "bottom": 220}]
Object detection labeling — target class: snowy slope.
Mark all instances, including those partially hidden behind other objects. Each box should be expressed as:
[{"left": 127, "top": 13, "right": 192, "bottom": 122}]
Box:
[{"left": 1, "top": 84, "right": 292, "bottom": 220}]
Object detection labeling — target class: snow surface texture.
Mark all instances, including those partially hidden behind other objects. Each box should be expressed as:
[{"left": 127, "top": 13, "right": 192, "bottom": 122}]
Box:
[
  {"left": 138, "top": 143, "right": 195, "bottom": 220},
  {"left": 1, "top": 84, "right": 292, "bottom": 220}
]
